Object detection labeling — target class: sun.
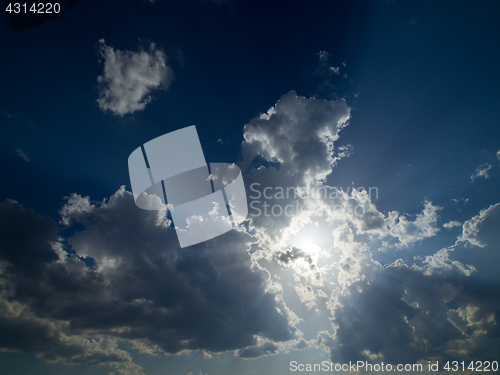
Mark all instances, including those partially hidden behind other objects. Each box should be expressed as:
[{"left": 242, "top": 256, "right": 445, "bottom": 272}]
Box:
[{"left": 298, "top": 241, "right": 321, "bottom": 256}]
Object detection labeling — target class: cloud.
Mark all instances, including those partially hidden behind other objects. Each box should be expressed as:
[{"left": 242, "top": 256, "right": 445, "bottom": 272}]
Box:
[
  {"left": 384, "top": 200, "right": 442, "bottom": 246},
  {"left": 443, "top": 220, "right": 462, "bottom": 229},
  {"left": 471, "top": 163, "right": 492, "bottom": 181},
  {"left": 497, "top": 150, "right": 500, "bottom": 161},
  {"left": 324, "top": 253, "right": 500, "bottom": 365},
  {"left": 418, "top": 203, "right": 500, "bottom": 280},
  {"left": 0, "top": 199, "right": 146, "bottom": 374},
  {"left": 236, "top": 90, "right": 500, "bottom": 367},
  {"left": 241, "top": 91, "right": 350, "bottom": 179},
  {"left": 15, "top": 148, "right": 29, "bottom": 162},
  {"left": 326, "top": 202, "right": 500, "bottom": 366},
  {"left": 276, "top": 247, "right": 313, "bottom": 266},
  {"left": 237, "top": 340, "right": 278, "bottom": 358},
  {"left": 459, "top": 202, "right": 500, "bottom": 248},
  {"left": 330, "top": 66, "right": 340, "bottom": 75},
  {"left": 0, "top": 187, "right": 297, "bottom": 373},
  {"left": 96, "top": 39, "right": 174, "bottom": 116},
  {"left": 2, "top": 86, "right": 500, "bottom": 373}
]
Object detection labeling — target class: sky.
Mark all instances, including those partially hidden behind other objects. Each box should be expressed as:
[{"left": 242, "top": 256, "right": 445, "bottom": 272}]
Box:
[{"left": 1, "top": 0, "right": 500, "bottom": 374}]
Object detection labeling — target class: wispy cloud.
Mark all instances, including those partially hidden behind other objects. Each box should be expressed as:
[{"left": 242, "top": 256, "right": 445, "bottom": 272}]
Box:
[
  {"left": 15, "top": 148, "right": 29, "bottom": 162},
  {"left": 471, "top": 163, "right": 492, "bottom": 181}
]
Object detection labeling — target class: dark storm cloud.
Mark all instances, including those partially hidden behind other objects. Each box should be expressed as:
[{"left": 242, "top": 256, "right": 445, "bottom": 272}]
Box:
[
  {"left": 0, "top": 189, "right": 296, "bottom": 373},
  {"left": 0, "top": 199, "right": 59, "bottom": 273}
]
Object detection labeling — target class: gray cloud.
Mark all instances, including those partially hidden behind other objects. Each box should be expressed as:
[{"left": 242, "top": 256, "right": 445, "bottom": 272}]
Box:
[
  {"left": 0, "top": 189, "right": 296, "bottom": 373},
  {"left": 322, "top": 201, "right": 500, "bottom": 366},
  {"left": 276, "top": 247, "right": 313, "bottom": 266},
  {"left": 325, "top": 261, "right": 500, "bottom": 366}
]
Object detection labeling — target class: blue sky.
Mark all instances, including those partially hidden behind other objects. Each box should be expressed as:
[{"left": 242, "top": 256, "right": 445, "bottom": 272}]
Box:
[{"left": 1, "top": 1, "right": 500, "bottom": 374}]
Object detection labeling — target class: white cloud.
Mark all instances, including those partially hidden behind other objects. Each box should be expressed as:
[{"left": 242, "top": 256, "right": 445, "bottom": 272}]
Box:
[
  {"left": 96, "top": 39, "right": 174, "bottom": 116},
  {"left": 422, "top": 203, "right": 500, "bottom": 277},
  {"left": 497, "top": 150, "right": 500, "bottom": 161},
  {"left": 444, "top": 220, "right": 462, "bottom": 229},
  {"left": 471, "top": 163, "right": 492, "bottom": 181},
  {"left": 385, "top": 201, "right": 442, "bottom": 246},
  {"left": 242, "top": 91, "right": 350, "bottom": 180},
  {"left": 459, "top": 202, "right": 500, "bottom": 247}
]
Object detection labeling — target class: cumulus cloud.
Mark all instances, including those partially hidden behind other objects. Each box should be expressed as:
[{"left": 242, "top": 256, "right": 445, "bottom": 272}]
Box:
[
  {"left": 444, "top": 220, "right": 462, "bottom": 229},
  {"left": 242, "top": 91, "right": 350, "bottom": 179},
  {"left": 459, "top": 203, "right": 500, "bottom": 248},
  {"left": 96, "top": 39, "right": 174, "bottom": 116},
  {"left": 323, "top": 211, "right": 500, "bottom": 366},
  {"left": 0, "top": 189, "right": 297, "bottom": 373},
  {"left": 471, "top": 163, "right": 492, "bottom": 181},
  {"left": 2, "top": 87, "right": 499, "bottom": 373},
  {"left": 237, "top": 90, "right": 500, "bottom": 367}
]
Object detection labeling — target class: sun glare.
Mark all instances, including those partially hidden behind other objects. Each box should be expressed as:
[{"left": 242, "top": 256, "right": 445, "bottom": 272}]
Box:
[{"left": 299, "top": 241, "right": 321, "bottom": 256}]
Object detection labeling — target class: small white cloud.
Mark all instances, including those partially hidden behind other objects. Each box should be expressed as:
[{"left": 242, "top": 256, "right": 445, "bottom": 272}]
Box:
[
  {"left": 471, "top": 163, "right": 492, "bottom": 181},
  {"left": 496, "top": 150, "right": 500, "bottom": 161},
  {"left": 15, "top": 148, "right": 29, "bottom": 162},
  {"left": 330, "top": 66, "right": 340, "bottom": 75},
  {"left": 443, "top": 220, "right": 461, "bottom": 229},
  {"left": 96, "top": 39, "right": 175, "bottom": 116}
]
